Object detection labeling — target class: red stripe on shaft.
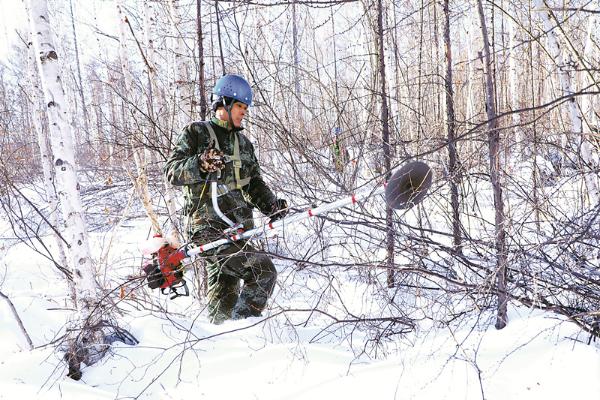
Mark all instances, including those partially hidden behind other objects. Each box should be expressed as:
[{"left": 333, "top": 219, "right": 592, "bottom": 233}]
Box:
[
  {"left": 199, "top": 245, "right": 204, "bottom": 253},
  {"left": 351, "top": 194, "right": 357, "bottom": 204},
  {"left": 269, "top": 222, "right": 274, "bottom": 230},
  {"left": 308, "top": 209, "right": 313, "bottom": 217}
]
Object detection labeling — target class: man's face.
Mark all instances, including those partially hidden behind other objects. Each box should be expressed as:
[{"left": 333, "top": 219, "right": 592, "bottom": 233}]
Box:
[{"left": 217, "top": 101, "right": 248, "bottom": 128}]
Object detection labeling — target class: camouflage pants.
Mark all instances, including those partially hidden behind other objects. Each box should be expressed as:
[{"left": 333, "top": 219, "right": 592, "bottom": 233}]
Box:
[{"left": 205, "top": 242, "right": 277, "bottom": 324}]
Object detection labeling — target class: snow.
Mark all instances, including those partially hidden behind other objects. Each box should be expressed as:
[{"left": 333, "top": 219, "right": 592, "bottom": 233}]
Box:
[
  {"left": 1, "top": 167, "right": 599, "bottom": 399},
  {"left": 1, "top": 212, "right": 599, "bottom": 400}
]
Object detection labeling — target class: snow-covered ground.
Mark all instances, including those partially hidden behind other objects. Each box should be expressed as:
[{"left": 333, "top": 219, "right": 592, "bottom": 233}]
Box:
[{"left": 1, "top": 211, "right": 599, "bottom": 400}]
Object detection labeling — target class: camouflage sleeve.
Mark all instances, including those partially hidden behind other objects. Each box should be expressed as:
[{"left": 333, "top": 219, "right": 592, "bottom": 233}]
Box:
[
  {"left": 242, "top": 140, "right": 277, "bottom": 215},
  {"left": 163, "top": 123, "right": 211, "bottom": 186}
]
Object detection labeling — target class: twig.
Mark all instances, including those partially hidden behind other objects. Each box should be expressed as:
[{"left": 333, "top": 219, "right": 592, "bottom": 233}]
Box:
[
  {"left": 0, "top": 290, "right": 34, "bottom": 350},
  {"left": 123, "top": 15, "right": 153, "bottom": 73}
]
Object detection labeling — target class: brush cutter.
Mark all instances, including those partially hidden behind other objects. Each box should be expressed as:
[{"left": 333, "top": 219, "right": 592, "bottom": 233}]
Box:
[{"left": 142, "top": 161, "right": 433, "bottom": 298}]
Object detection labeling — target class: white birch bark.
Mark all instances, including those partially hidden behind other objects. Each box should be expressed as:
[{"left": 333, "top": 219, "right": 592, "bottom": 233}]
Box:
[
  {"left": 28, "top": 0, "right": 97, "bottom": 303},
  {"left": 535, "top": 0, "right": 599, "bottom": 204},
  {"left": 168, "top": 0, "right": 194, "bottom": 129},
  {"left": 117, "top": 0, "right": 162, "bottom": 235},
  {"left": 28, "top": 0, "right": 105, "bottom": 371},
  {"left": 581, "top": 10, "right": 599, "bottom": 138},
  {"left": 143, "top": 0, "right": 180, "bottom": 241},
  {"left": 143, "top": 0, "right": 159, "bottom": 123},
  {"left": 141, "top": 1, "right": 158, "bottom": 169},
  {"left": 25, "top": 28, "right": 73, "bottom": 299}
]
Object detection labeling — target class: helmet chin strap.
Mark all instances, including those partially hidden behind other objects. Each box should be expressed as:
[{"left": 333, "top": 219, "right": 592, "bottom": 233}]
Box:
[{"left": 222, "top": 98, "right": 236, "bottom": 130}]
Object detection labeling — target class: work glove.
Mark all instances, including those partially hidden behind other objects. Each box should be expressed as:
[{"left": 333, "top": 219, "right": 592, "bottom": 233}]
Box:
[
  {"left": 199, "top": 148, "right": 225, "bottom": 173},
  {"left": 268, "top": 198, "right": 289, "bottom": 224}
]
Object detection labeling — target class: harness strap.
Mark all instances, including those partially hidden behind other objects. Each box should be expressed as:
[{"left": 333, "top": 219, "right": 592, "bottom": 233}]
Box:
[
  {"left": 232, "top": 134, "right": 251, "bottom": 189},
  {"left": 204, "top": 121, "right": 220, "bottom": 151},
  {"left": 202, "top": 122, "right": 251, "bottom": 191}
]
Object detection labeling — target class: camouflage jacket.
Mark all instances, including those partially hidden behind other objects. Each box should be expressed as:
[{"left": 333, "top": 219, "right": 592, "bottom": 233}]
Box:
[{"left": 164, "top": 118, "right": 276, "bottom": 241}]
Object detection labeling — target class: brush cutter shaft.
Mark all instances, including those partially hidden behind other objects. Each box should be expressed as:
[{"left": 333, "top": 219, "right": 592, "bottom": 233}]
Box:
[
  {"left": 184, "top": 161, "right": 432, "bottom": 258},
  {"left": 185, "top": 184, "right": 385, "bottom": 257}
]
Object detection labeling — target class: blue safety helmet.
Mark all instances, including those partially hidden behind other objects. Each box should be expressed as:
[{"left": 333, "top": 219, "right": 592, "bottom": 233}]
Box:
[{"left": 212, "top": 74, "right": 253, "bottom": 106}]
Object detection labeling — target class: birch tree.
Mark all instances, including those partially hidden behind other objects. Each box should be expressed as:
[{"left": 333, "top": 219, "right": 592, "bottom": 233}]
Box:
[
  {"left": 535, "top": 0, "right": 599, "bottom": 205},
  {"left": 25, "top": 28, "right": 72, "bottom": 298},
  {"left": 169, "top": 0, "right": 194, "bottom": 128},
  {"left": 117, "top": 0, "right": 162, "bottom": 235},
  {"left": 581, "top": 9, "right": 599, "bottom": 146},
  {"left": 27, "top": 0, "right": 108, "bottom": 379},
  {"left": 143, "top": 0, "right": 180, "bottom": 240}
]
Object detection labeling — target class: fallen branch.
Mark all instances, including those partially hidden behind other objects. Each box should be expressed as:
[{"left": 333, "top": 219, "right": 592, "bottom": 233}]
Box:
[{"left": 0, "top": 290, "right": 34, "bottom": 350}]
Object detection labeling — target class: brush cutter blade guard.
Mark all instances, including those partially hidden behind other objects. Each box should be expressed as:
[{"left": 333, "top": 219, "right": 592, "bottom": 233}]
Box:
[{"left": 385, "top": 161, "right": 432, "bottom": 210}]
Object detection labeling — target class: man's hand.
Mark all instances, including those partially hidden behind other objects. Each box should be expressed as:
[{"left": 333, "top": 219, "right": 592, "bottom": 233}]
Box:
[
  {"left": 199, "top": 148, "right": 225, "bottom": 173},
  {"left": 268, "top": 199, "right": 289, "bottom": 224}
]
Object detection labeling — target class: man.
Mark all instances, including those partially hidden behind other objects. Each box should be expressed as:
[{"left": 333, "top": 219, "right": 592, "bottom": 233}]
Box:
[{"left": 164, "top": 74, "right": 288, "bottom": 324}]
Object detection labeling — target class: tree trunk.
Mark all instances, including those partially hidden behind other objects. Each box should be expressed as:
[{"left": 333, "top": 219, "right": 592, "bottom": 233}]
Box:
[
  {"left": 91, "top": 74, "right": 105, "bottom": 160},
  {"left": 535, "top": 0, "right": 599, "bottom": 205},
  {"left": 443, "top": 0, "right": 462, "bottom": 255},
  {"left": 416, "top": 0, "right": 425, "bottom": 145},
  {"left": 215, "top": 0, "right": 226, "bottom": 75},
  {"left": 169, "top": 0, "right": 194, "bottom": 128},
  {"left": 25, "top": 28, "right": 73, "bottom": 300},
  {"left": 581, "top": 8, "right": 599, "bottom": 168},
  {"left": 508, "top": 5, "right": 525, "bottom": 159},
  {"left": 196, "top": 0, "right": 208, "bottom": 120},
  {"left": 432, "top": 1, "right": 443, "bottom": 124},
  {"left": 293, "top": 1, "right": 301, "bottom": 108},
  {"left": 142, "top": 0, "right": 181, "bottom": 241},
  {"left": 374, "top": 0, "right": 395, "bottom": 288},
  {"left": 107, "top": 70, "right": 118, "bottom": 161},
  {"left": 68, "top": 0, "right": 89, "bottom": 141},
  {"left": 465, "top": 7, "right": 478, "bottom": 156},
  {"left": 28, "top": 0, "right": 107, "bottom": 378},
  {"left": 476, "top": 0, "right": 509, "bottom": 330},
  {"left": 528, "top": 22, "right": 542, "bottom": 231},
  {"left": 117, "top": 0, "right": 162, "bottom": 235}
]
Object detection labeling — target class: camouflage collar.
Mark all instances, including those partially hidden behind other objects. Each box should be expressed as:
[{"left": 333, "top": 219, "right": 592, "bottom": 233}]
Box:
[
  {"left": 210, "top": 116, "right": 244, "bottom": 132},
  {"left": 211, "top": 116, "right": 230, "bottom": 129}
]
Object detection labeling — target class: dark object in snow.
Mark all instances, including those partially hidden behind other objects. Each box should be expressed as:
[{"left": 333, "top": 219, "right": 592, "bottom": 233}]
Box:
[
  {"left": 67, "top": 359, "right": 82, "bottom": 380},
  {"left": 65, "top": 321, "right": 139, "bottom": 381},
  {"left": 104, "top": 326, "right": 139, "bottom": 346},
  {"left": 385, "top": 161, "right": 432, "bottom": 209}
]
